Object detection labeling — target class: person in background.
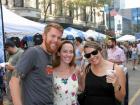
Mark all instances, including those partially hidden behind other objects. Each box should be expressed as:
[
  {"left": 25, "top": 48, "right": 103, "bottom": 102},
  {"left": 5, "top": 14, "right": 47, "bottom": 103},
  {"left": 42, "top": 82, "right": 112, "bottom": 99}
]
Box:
[
  {"left": 137, "top": 41, "right": 140, "bottom": 64},
  {"left": 10, "top": 37, "right": 21, "bottom": 48},
  {"left": 53, "top": 41, "right": 79, "bottom": 105},
  {"left": 131, "top": 43, "right": 138, "bottom": 70},
  {"left": 75, "top": 37, "right": 83, "bottom": 66},
  {"left": 107, "top": 38, "right": 128, "bottom": 105},
  {"left": 128, "top": 43, "right": 132, "bottom": 60},
  {"left": 9, "top": 23, "right": 63, "bottom": 105},
  {"left": 33, "top": 33, "right": 43, "bottom": 45},
  {"left": 4, "top": 40, "right": 24, "bottom": 104},
  {"left": 80, "top": 41, "right": 126, "bottom": 105},
  {"left": 107, "top": 38, "right": 126, "bottom": 65}
]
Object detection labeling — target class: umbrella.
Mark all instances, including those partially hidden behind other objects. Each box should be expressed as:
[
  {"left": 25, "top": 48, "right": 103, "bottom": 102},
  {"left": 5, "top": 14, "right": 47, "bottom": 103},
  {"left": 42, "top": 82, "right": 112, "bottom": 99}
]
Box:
[{"left": 65, "top": 27, "right": 85, "bottom": 40}]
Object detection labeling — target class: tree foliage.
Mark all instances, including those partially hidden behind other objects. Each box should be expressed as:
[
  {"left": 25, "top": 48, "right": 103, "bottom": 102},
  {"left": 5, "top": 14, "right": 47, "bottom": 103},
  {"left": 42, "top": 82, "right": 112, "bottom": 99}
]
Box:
[{"left": 39, "top": 0, "right": 112, "bottom": 22}]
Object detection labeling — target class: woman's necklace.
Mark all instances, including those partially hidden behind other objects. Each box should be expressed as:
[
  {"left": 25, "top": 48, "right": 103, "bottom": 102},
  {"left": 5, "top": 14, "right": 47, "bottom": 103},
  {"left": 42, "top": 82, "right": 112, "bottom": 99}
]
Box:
[
  {"left": 60, "top": 67, "right": 73, "bottom": 85},
  {"left": 61, "top": 78, "right": 68, "bottom": 84}
]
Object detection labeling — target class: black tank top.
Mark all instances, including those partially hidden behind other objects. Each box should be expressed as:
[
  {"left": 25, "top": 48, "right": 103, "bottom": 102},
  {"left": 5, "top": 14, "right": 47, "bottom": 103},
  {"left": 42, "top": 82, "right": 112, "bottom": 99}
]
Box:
[{"left": 84, "top": 65, "right": 116, "bottom": 105}]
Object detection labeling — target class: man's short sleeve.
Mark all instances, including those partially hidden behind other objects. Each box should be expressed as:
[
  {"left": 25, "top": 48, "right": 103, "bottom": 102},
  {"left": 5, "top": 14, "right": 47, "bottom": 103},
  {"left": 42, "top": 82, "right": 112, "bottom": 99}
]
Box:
[
  {"left": 15, "top": 47, "right": 37, "bottom": 78},
  {"left": 120, "top": 49, "right": 126, "bottom": 62}
]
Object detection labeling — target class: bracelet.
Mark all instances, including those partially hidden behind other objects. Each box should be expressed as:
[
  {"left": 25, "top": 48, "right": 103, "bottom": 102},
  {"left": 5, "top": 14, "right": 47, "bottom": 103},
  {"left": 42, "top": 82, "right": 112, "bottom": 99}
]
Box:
[{"left": 114, "top": 84, "right": 121, "bottom": 92}]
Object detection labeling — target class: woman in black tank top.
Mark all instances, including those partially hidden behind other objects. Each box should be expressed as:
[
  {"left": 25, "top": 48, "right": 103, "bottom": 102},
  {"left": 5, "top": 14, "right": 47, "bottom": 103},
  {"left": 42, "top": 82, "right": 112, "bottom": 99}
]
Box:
[{"left": 80, "top": 41, "right": 126, "bottom": 105}]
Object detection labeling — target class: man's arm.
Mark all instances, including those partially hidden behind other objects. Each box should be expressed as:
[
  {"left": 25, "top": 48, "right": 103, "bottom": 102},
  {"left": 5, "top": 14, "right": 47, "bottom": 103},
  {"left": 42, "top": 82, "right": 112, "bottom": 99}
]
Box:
[
  {"left": 9, "top": 71, "right": 22, "bottom": 105},
  {"left": 9, "top": 47, "right": 37, "bottom": 105},
  {"left": 108, "top": 59, "right": 123, "bottom": 65}
]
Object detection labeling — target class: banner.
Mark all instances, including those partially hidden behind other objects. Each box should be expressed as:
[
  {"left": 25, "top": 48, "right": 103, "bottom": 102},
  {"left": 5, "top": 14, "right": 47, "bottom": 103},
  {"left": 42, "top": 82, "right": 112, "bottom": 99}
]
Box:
[{"left": 0, "top": 4, "right": 5, "bottom": 63}]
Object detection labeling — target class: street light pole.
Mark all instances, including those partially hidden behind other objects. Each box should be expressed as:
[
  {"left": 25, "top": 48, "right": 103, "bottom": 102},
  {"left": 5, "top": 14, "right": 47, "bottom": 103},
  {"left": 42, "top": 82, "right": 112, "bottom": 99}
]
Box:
[
  {"left": 108, "top": 7, "right": 111, "bottom": 30},
  {"left": 50, "top": 0, "right": 52, "bottom": 14},
  {"left": 0, "top": 0, "right": 6, "bottom": 62},
  {"left": 0, "top": 0, "right": 5, "bottom": 43},
  {"left": 137, "top": 8, "right": 139, "bottom": 32},
  {"left": 93, "top": 9, "right": 96, "bottom": 26}
]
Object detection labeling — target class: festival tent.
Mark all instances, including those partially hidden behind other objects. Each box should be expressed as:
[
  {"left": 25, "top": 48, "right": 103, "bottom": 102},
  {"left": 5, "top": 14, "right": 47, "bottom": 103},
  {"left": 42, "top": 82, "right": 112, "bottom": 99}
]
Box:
[
  {"left": 117, "top": 35, "right": 136, "bottom": 42},
  {"left": 85, "top": 30, "right": 106, "bottom": 40},
  {"left": 62, "top": 29, "right": 73, "bottom": 38},
  {"left": 2, "top": 6, "right": 45, "bottom": 38},
  {"left": 64, "top": 27, "right": 85, "bottom": 40},
  {"left": 62, "top": 30, "right": 74, "bottom": 40}
]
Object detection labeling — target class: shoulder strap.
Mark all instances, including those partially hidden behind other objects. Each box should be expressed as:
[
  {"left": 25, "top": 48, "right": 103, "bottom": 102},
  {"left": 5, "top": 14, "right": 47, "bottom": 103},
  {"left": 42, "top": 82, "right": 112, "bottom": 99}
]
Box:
[{"left": 112, "top": 63, "right": 115, "bottom": 70}]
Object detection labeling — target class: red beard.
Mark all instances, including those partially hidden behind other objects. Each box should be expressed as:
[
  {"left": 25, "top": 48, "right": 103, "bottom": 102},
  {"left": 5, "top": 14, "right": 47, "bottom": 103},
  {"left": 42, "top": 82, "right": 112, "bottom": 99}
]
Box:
[{"left": 45, "top": 40, "right": 59, "bottom": 53}]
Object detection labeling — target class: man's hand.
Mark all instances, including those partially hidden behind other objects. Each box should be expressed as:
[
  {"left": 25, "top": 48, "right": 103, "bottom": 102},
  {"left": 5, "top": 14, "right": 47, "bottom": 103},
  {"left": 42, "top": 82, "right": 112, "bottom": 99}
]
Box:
[{"left": 5, "top": 64, "right": 15, "bottom": 71}]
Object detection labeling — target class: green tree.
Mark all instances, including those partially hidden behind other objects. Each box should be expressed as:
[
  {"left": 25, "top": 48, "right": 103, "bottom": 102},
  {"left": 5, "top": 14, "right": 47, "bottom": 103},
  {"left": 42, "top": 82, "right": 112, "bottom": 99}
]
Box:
[{"left": 39, "top": 0, "right": 52, "bottom": 22}]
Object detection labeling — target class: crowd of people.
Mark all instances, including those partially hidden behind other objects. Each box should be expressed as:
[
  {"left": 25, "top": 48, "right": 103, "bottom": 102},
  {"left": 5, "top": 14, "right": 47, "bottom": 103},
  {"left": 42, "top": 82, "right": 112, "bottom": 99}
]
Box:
[{"left": 1, "top": 22, "right": 139, "bottom": 105}]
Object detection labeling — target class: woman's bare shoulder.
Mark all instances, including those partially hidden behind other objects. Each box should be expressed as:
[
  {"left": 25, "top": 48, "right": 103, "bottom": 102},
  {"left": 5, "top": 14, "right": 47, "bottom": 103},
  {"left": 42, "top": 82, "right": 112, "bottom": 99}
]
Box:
[{"left": 53, "top": 67, "right": 60, "bottom": 73}]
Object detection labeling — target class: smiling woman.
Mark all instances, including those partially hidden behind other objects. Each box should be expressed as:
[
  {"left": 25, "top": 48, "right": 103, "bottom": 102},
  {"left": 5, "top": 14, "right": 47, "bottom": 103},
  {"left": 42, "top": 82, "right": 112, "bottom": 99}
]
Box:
[
  {"left": 53, "top": 40, "right": 75, "bottom": 67},
  {"left": 80, "top": 41, "right": 126, "bottom": 105},
  {"left": 53, "top": 40, "right": 79, "bottom": 105}
]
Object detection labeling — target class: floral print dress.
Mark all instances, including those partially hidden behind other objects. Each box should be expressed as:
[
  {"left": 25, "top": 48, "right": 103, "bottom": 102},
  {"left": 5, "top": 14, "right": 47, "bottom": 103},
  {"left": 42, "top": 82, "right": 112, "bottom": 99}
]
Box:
[{"left": 53, "top": 72, "right": 78, "bottom": 105}]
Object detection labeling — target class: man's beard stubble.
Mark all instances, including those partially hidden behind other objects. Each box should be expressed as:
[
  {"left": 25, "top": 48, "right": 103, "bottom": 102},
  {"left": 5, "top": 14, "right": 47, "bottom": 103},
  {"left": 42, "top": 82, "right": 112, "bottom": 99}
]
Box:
[
  {"left": 45, "top": 40, "right": 59, "bottom": 54},
  {"left": 107, "top": 45, "right": 114, "bottom": 49}
]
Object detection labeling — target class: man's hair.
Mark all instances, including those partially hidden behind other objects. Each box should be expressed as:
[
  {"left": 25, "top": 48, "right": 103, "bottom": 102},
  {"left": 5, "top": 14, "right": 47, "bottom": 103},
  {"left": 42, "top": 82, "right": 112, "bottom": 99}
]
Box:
[
  {"left": 108, "top": 37, "right": 116, "bottom": 44},
  {"left": 33, "top": 33, "right": 43, "bottom": 45},
  {"left": 5, "top": 40, "right": 15, "bottom": 48},
  {"left": 75, "top": 37, "right": 82, "bottom": 43},
  {"left": 44, "top": 23, "right": 64, "bottom": 34}
]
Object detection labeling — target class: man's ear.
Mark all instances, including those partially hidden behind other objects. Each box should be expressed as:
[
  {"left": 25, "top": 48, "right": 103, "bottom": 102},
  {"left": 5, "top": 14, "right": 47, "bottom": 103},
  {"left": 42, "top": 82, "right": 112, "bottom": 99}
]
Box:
[{"left": 42, "top": 33, "right": 46, "bottom": 40}]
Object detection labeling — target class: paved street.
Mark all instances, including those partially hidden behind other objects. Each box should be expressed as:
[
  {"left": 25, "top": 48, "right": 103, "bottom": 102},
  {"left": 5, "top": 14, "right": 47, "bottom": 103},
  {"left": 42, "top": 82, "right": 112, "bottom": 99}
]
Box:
[{"left": 127, "top": 61, "right": 140, "bottom": 105}]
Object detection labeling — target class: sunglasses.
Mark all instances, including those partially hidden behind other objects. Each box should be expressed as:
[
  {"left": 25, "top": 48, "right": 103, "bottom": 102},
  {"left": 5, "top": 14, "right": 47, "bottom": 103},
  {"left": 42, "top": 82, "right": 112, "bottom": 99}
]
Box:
[{"left": 84, "top": 50, "right": 98, "bottom": 59}]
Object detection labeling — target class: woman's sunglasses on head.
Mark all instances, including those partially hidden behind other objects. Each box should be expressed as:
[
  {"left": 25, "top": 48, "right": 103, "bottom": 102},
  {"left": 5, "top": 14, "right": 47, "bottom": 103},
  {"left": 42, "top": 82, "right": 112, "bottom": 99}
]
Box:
[{"left": 84, "top": 50, "right": 98, "bottom": 59}]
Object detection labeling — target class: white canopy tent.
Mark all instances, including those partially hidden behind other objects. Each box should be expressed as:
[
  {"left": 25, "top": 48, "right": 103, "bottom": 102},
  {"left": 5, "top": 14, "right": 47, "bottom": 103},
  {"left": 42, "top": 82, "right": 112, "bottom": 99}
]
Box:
[
  {"left": 2, "top": 6, "right": 45, "bottom": 38},
  {"left": 85, "top": 30, "right": 106, "bottom": 40},
  {"left": 117, "top": 35, "right": 136, "bottom": 42}
]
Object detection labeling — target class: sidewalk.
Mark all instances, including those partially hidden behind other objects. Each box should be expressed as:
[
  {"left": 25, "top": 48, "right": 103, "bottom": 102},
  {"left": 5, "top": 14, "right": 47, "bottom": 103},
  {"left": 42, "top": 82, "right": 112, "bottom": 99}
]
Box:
[
  {"left": 127, "top": 61, "right": 140, "bottom": 105},
  {"left": 129, "top": 88, "right": 140, "bottom": 105},
  {"left": 133, "top": 97, "right": 140, "bottom": 105}
]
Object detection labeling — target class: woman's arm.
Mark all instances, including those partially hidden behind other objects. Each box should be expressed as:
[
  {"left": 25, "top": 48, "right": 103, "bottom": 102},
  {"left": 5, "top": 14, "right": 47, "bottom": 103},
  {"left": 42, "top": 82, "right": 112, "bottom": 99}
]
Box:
[{"left": 114, "top": 65, "right": 126, "bottom": 102}]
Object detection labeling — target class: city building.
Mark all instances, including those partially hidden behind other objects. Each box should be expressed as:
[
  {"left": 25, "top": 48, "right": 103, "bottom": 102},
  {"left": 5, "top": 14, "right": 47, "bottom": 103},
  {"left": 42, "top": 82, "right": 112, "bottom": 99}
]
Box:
[
  {"left": 131, "top": 8, "right": 140, "bottom": 33},
  {"left": 2, "top": 0, "right": 104, "bottom": 30},
  {"left": 2, "top": 0, "right": 41, "bottom": 21},
  {"left": 104, "top": 0, "right": 132, "bottom": 37}
]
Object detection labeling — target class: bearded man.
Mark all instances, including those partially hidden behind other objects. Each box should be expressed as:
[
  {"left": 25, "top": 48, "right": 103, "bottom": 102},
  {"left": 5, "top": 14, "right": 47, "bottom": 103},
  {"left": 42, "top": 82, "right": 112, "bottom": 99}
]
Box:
[{"left": 9, "top": 23, "right": 63, "bottom": 105}]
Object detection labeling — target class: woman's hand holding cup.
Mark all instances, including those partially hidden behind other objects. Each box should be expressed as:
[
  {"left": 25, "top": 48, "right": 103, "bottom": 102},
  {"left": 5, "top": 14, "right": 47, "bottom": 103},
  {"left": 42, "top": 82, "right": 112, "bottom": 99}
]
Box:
[{"left": 106, "top": 70, "right": 119, "bottom": 86}]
